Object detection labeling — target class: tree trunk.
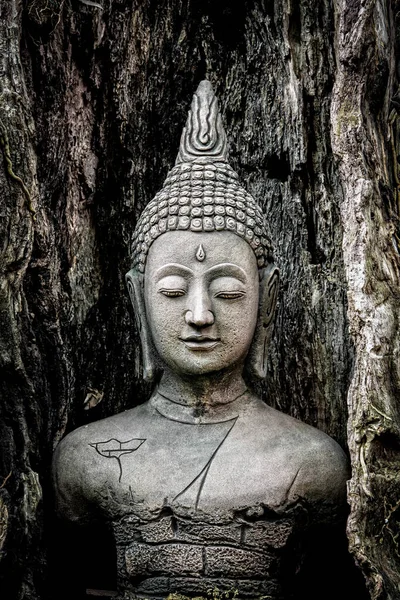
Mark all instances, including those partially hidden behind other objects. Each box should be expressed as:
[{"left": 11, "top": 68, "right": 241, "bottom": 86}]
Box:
[{"left": 0, "top": 0, "right": 398, "bottom": 598}]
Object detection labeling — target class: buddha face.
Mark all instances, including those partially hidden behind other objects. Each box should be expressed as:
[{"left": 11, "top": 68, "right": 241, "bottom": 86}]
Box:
[{"left": 144, "top": 230, "right": 260, "bottom": 376}]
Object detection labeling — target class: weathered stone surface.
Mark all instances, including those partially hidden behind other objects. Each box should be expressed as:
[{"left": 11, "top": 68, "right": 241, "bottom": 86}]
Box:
[
  {"left": 204, "top": 546, "right": 274, "bottom": 579},
  {"left": 243, "top": 520, "right": 294, "bottom": 550},
  {"left": 176, "top": 521, "right": 242, "bottom": 545},
  {"left": 113, "top": 515, "right": 142, "bottom": 544},
  {"left": 134, "top": 576, "right": 170, "bottom": 595},
  {"left": 125, "top": 543, "right": 203, "bottom": 577},
  {"left": 138, "top": 516, "right": 176, "bottom": 544}
]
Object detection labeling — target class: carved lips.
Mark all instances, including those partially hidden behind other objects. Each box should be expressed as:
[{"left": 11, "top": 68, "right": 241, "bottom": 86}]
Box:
[
  {"left": 180, "top": 335, "right": 220, "bottom": 350},
  {"left": 89, "top": 438, "right": 146, "bottom": 482},
  {"left": 89, "top": 438, "right": 145, "bottom": 459}
]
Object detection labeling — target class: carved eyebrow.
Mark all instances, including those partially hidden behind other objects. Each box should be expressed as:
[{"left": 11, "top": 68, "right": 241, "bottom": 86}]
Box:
[
  {"left": 205, "top": 263, "right": 248, "bottom": 284},
  {"left": 154, "top": 264, "right": 194, "bottom": 282}
]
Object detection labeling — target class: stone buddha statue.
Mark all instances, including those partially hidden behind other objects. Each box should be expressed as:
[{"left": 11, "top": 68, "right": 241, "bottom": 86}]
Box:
[{"left": 53, "top": 81, "right": 349, "bottom": 600}]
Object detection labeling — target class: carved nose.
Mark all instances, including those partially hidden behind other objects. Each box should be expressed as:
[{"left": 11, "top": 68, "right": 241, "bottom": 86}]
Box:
[{"left": 185, "top": 295, "right": 214, "bottom": 327}]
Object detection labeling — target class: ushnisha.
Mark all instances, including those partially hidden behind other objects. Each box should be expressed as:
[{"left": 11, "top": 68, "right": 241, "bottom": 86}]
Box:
[{"left": 131, "top": 81, "right": 271, "bottom": 274}]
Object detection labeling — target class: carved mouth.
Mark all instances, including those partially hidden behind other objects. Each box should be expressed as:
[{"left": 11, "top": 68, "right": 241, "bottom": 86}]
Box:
[{"left": 180, "top": 336, "right": 220, "bottom": 350}]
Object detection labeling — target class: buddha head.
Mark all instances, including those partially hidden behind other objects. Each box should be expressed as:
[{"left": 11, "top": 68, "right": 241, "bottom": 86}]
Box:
[{"left": 126, "top": 81, "right": 279, "bottom": 383}]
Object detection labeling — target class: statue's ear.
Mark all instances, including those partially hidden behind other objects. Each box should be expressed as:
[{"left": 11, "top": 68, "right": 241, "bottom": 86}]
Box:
[
  {"left": 126, "top": 269, "right": 156, "bottom": 382},
  {"left": 247, "top": 264, "right": 280, "bottom": 380}
]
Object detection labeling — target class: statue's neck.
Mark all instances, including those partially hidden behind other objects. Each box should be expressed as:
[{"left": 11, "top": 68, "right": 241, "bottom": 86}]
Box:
[{"left": 157, "top": 367, "right": 247, "bottom": 411}]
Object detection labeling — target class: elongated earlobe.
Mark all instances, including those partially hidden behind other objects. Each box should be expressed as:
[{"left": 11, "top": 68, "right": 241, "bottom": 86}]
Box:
[
  {"left": 126, "top": 269, "right": 156, "bottom": 382},
  {"left": 247, "top": 264, "right": 279, "bottom": 380}
]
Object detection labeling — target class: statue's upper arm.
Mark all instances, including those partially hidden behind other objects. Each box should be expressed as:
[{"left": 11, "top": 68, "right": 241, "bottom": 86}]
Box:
[
  {"left": 52, "top": 430, "right": 93, "bottom": 524},
  {"left": 288, "top": 436, "right": 350, "bottom": 518}
]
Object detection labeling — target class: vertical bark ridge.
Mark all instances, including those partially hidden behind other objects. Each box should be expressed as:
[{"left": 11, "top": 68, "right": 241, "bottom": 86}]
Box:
[{"left": 331, "top": 1, "right": 400, "bottom": 597}]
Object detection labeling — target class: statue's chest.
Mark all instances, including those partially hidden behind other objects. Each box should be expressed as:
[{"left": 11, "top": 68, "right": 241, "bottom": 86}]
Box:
[
  {"left": 89, "top": 414, "right": 294, "bottom": 515},
  {"left": 87, "top": 406, "right": 310, "bottom": 598}
]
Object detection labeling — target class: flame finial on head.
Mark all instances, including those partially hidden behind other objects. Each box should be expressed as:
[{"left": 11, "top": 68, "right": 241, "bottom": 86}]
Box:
[
  {"left": 130, "top": 80, "right": 273, "bottom": 273},
  {"left": 176, "top": 81, "right": 228, "bottom": 164}
]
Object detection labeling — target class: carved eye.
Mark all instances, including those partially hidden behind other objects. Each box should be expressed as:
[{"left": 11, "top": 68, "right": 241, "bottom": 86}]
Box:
[
  {"left": 209, "top": 276, "right": 246, "bottom": 300},
  {"left": 157, "top": 275, "right": 187, "bottom": 297},
  {"left": 214, "top": 291, "right": 246, "bottom": 300},
  {"left": 159, "top": 289, "right": 186, "bottom": 298}
]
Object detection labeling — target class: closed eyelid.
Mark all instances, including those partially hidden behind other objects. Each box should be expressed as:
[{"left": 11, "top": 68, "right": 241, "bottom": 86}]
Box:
[
  {"left": 154, "top": 264, "right": 193, "bottom": 283},
  {"left": 156, "top": 275, "right": 188, "bottom": 291},
  {"left": 209, "top": 277, "right": 247, "bottom": 295},
  {"left": 205, "top": 263, "right": 248, "bottom": 284}
]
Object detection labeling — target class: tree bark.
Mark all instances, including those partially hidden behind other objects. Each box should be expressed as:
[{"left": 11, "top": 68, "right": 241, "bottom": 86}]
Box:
[
  {"left": 0, "top": 0, "right": 398, "bottom": 598},
  {"left": 332, "top": 1, "right": 400, "bottom": 598}
]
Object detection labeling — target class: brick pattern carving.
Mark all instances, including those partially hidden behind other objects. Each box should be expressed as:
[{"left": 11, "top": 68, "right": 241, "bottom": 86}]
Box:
[{"left": 113, "top": 513, "right": 296, "bottom": 599}]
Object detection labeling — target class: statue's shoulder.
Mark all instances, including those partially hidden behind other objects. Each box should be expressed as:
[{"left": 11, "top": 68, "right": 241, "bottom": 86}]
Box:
[
  {"left": 275, "top": 407, "right": 349, "bottom": 509},
  {"left": 52, "top": 402, "right": 151, "bottom": 523},
  {"left": 248, "top": 397, "right": 349, "bottom": 509},
  {"left": 54, "top": 403, "right": 149, "bottom": 462}
]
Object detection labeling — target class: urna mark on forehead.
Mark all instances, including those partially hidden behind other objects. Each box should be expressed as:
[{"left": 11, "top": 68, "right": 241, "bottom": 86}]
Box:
[
  {"left": 130, "top": 80, "right": 273, "bottom": 275},
  {"left": 196, "top": 244, "right": 205, "bottom": 262}
]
